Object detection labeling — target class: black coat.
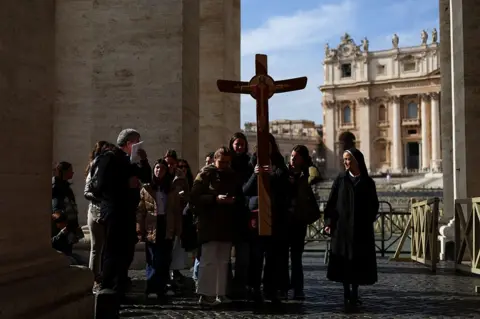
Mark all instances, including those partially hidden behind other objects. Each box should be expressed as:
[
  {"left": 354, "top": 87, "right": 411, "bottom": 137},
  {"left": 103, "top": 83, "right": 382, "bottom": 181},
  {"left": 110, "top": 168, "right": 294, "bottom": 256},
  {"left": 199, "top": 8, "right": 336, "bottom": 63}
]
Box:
[
  {"left": 243, "top": 154, "right": 291, "bottom": 238},
  {"left": 324, "top": 148, "right": 379, "bottom": 285},
  {"left": 94, "top": 148, "right": 139, "bottom": 223},
  {"left": 230, "top": 153, "right": 253, "bottom": 241}
]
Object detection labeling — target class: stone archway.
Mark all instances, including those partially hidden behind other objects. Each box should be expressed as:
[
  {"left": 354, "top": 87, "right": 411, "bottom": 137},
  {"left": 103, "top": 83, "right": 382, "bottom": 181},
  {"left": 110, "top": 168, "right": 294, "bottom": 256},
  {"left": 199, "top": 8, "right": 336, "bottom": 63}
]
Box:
[{"left": 338, "top": 131, "right": 356, "bottom": 151}]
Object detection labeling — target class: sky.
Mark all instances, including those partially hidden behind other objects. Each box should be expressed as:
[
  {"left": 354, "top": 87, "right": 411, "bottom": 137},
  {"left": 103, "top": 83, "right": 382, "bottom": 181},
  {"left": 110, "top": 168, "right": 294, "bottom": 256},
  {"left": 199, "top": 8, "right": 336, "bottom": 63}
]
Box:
[{"left": 240, "top": 0, "right": 440, "bottom": 127}]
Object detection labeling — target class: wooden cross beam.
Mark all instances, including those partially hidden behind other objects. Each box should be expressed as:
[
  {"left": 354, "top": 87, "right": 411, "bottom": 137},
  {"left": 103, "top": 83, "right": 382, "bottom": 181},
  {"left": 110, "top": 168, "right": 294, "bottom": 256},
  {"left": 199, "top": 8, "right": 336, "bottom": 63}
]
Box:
[{"left": 217, "top": 54, "right": 307, "bottom": 236}]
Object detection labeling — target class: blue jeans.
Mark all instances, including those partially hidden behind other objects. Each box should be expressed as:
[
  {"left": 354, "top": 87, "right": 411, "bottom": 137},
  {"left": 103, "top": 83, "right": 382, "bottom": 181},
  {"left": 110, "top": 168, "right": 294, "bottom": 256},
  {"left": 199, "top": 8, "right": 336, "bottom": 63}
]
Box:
[
  {"left": 145, "top": 240, "right": 173, "bottom": 294},
  {"left": 192, "top": 258, "right": 200, "bottom": 281}
]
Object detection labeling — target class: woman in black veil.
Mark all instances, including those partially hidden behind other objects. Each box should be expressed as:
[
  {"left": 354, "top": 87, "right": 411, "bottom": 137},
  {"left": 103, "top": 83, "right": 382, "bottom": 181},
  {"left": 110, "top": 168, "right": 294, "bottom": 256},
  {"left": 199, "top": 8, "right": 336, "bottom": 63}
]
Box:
[{"left": 324, "top": 148, "right": 379, "bottom": 310}]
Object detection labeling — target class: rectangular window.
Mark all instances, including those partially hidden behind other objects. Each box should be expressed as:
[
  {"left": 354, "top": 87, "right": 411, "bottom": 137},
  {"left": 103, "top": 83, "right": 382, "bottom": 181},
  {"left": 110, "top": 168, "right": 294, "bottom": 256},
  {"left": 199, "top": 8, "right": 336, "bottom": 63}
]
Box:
[
  {"left": 403, "top": 62, "right": 416, "bottom": 72},
  {"left": 341, "top": 64, "right": 352, "bottom": 78},
  {"left": 377, "top": 64, "right": 385, "bottom": 75}
]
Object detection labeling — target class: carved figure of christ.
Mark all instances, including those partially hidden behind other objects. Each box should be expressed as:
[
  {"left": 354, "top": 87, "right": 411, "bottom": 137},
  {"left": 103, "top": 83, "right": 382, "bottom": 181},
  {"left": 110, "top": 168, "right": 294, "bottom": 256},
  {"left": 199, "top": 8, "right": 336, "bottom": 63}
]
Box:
[{"left": 217, "top": 54, "right": 307, "bottom": 236}]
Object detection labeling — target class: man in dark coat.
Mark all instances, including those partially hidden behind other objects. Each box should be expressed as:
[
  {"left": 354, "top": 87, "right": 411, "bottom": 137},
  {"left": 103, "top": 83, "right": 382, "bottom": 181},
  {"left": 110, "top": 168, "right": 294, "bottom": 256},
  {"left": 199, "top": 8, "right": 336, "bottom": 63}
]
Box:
[
  {"left": 94, "top": 129, "right": 151, "bottom": 296},
  {"left": 324, "top": 147, "right": 379, "bottom": 310}
]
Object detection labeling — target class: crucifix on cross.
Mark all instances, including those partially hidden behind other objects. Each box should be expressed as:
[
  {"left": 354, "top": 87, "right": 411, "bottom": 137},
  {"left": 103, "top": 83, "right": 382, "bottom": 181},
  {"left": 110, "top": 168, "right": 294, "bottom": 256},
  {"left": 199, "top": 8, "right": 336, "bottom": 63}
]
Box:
[{"left": 217, "top": 54, "right": 307, "bottom": 236}]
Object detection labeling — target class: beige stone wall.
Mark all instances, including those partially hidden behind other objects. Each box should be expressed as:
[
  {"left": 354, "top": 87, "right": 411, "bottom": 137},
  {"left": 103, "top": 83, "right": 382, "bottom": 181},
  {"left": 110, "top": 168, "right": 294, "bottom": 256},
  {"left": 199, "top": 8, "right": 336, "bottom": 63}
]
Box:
[
  {"left": 55, "top": 0, "right": 199, "bottom": 224},
  {"left": 199, "top": 0, "right": 241, "bottom": 163},
  {"left": 244, "top": 132, "right": 318, "bottom": 158},
  {"left": 54, "top": 0, "right": 239, "bottom": 224}
]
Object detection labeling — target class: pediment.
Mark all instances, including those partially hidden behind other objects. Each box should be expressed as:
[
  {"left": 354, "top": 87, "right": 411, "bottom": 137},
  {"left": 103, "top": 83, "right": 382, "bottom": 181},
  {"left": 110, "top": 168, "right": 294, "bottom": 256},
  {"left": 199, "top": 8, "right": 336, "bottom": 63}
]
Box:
[
  {"left": 399, "top": 54, "right": 415, "bottom": 61},
  {"left": 336, "top": 33, "right": 362, "bottom": 59}
]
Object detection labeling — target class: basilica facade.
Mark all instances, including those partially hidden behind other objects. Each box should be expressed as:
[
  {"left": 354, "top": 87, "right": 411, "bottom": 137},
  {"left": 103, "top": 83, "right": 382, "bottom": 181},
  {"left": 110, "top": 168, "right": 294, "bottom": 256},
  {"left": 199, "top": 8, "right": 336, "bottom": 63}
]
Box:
[{"left": 320, "top": 31, "right": 441, "bottom": 176}]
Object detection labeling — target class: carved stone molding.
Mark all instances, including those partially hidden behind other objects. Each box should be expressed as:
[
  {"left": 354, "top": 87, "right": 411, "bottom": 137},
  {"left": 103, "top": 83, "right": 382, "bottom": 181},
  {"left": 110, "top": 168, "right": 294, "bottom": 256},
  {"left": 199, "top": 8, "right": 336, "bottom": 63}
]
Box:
[
  {"left": 386, "top": 95, "right": 401, "bottom": 103},
  {"left": 419, "top": 93, "right": 430, "bottom": 101},
  {"left": 429, "top": 92, "right": 440, "bottom": 100},
  {"left": 371, "top": 96, "right": 389, "bottom": 104},
  {"left": 356, "top": 97, "right": 371, "bottom": 105},
  {"left": 323, "top": 100, "right": 337, "bottom": 109}
]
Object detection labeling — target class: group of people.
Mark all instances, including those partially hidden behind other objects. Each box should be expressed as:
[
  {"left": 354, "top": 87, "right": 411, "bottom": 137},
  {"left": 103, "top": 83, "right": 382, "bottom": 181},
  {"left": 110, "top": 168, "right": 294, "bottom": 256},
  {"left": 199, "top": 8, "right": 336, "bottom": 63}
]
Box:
[{"left": 51, "top": 127, "right": 380, "bottom": 312}]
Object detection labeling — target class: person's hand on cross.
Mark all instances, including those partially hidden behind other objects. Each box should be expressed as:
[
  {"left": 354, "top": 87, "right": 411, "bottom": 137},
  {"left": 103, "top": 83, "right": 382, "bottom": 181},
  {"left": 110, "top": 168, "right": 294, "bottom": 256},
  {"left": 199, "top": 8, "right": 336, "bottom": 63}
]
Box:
[{"left": 254, "top": 164, "right": 272, "bottom": 174}]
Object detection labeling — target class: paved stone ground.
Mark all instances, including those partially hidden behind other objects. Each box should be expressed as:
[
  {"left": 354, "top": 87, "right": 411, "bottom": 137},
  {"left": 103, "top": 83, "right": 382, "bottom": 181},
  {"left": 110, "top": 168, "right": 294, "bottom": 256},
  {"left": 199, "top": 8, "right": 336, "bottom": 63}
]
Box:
[{"left": 120, "top": 253, "right": 480, "bottom": 318}]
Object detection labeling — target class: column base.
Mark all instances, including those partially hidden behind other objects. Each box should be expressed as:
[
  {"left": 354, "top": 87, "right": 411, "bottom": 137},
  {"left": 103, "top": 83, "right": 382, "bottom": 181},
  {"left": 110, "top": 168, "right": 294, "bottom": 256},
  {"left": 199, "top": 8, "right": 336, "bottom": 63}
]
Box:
[{"left": 0, "top": 250, "right": 94, "bottom": 319}]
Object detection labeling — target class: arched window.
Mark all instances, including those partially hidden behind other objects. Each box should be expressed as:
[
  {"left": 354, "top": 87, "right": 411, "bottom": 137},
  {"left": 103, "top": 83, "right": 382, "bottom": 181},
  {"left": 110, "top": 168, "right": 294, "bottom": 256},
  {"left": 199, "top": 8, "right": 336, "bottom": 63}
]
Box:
[
  {"left": 407, "top": 102, "right": 418, "bottom": 119},
  {"left": 378, "top": 104, "right": 387, "bottom": 122},
  {"left": 343, "top": 106, "right": 352, "bottom": 123}
]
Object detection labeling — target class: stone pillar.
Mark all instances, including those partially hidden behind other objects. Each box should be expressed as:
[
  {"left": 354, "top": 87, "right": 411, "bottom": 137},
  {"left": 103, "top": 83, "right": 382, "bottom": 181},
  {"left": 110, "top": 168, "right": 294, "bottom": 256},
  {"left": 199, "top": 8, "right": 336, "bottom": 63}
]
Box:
[
  {"left": 0, "top": 1, "right": 93, "bottom": 318},
  {"left": 391, "top": 96, "right": 403, "bottom": 172},
  {"left": 323, "top": 101, "right": 337, "bottom": 177},
  {"left": 55, "top": 0, "right": 201, "bottom": 223},
  {"left": 420, "top": 94, "right": 430, "bottom": 170},
  {"left": 199, "top": 0, "right": 241, "bottom": 168},
  {"left": 439, "top": 0, "right": 454, "bottom": 227},
  {"left": 357, "top": 98, "right": 372, "bottom": 171},
  {"left": 430, "top": 92, "right": 441, "bottom": 171},
  {"left": 440, "top": 0, "right": 480, "bottom": 257},
  {"left": 450, "top": 0, "right": 480, "bottom": 197}
]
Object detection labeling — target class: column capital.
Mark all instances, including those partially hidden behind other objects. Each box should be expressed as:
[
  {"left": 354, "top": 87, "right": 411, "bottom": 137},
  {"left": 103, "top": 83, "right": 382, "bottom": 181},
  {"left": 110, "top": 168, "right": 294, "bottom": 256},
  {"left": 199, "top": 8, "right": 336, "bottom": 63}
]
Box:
[
  {"left": 419, "top": 93, "right": 430, "bottom": 101},
  {"left": 323, "top": 100, "right": 337, "bottom": 109},
  {"left": 356, "top": 97, "right": 371, "bottom": 105},
  {"left": 387, "top": 95, "right": 401, "bottom": 103},
  {"left": 429, "top": 92, "right": 440, "bottom": 100}
]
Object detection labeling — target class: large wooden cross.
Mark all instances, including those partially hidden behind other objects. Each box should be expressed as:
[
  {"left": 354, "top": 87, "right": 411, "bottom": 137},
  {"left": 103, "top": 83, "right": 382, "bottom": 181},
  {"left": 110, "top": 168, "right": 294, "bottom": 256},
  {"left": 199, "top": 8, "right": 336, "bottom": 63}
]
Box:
[{"left": 217, "top": 54, "right": 307, "bottom": 236}]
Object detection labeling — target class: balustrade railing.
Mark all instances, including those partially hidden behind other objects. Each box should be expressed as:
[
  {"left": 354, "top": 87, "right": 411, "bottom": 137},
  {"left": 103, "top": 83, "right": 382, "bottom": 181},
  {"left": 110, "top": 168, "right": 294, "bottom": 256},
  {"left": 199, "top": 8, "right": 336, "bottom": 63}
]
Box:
[
  {"left": 305, "top": 200, "right": 411, "bottom": 257},
  {"left": 454, "top": 198, "right": 480, "bottom": 275}
]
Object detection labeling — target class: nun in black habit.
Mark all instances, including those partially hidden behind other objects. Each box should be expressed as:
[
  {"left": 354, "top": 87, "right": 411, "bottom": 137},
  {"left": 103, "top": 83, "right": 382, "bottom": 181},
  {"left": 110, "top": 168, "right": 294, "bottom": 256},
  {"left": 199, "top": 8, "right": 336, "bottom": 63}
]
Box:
[{"left": 324, "top": 147, "right": 379, "bottom": 309}]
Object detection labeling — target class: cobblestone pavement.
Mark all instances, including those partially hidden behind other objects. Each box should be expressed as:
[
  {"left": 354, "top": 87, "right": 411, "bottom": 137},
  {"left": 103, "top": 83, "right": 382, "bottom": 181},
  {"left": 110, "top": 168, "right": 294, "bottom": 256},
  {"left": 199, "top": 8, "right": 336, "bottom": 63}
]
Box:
[{"left": 121, "top": 253, "right": 480, "bottom": 318}]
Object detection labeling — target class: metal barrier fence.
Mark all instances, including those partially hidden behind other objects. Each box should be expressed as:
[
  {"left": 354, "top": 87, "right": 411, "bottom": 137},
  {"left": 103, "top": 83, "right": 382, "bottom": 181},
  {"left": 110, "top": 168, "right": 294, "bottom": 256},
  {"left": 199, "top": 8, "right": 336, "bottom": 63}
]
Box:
[
  {"left": 305, "top": 200, "right": 411, "bottom": 256},
  {"left": 454, "top": 197, "right": 480, "bottom": 275}
]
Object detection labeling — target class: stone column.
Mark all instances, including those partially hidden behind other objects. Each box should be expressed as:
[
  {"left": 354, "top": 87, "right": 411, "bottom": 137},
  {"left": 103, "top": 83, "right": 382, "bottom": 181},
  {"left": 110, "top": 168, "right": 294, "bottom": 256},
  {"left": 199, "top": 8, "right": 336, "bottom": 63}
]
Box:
[
  {"left": 391, "top": 96, "right": 403, "bottom": 172},
  {"left": 430, "top": 92, "right": 441, "bottom": 171},
  {"left": 420, "top": 94, "right": 430, "bottom": 170},
  {"left": 55, "top": 0, "right": 201, "bottom": 223},
  {"left": 440, "top": 0, "right": 480, "bottom": 257},
  {"left": 451, "top": 0, "right": 480, "bottom": 197},
  {"left": 439, "top": 0, "right": 454, "bottom": 227},
  {"left": 323, "top": 100, "right": 337, "bottom": 177},
  {"left": 357, "top": 98, "right": 372, "bottom": 171},
  {"left": 0, "top": 1, "right": 93, "bottom": 318},
  {"left": 199, "top": 0, "right": 241, "bottom": 168}
]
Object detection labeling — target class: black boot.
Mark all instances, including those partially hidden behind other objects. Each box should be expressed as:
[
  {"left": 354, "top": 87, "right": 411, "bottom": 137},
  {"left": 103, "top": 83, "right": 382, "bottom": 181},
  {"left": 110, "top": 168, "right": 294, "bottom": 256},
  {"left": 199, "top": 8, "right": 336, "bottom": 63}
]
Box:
[
  {"left": 350, "top": 284, "right": 362, "bottom": 307},
  {"left": 343, "top": 283, "right": 351, "bottom": 311}
]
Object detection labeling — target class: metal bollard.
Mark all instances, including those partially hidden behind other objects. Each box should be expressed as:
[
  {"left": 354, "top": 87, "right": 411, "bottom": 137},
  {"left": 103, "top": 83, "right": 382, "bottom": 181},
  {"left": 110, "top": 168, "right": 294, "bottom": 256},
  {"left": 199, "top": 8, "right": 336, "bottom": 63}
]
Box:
[{"left": 94, "top": 289, "right": 120, "bottom": 319}]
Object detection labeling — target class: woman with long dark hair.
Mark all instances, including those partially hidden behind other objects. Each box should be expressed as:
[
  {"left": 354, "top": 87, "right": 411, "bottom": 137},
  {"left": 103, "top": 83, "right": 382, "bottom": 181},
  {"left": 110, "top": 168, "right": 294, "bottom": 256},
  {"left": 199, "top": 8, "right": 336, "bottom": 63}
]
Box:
[
  {"left": 324, "top": 148, "right": 379, "bottom": 311},
  {"left": 177, "top": 159, "right": 194, "bottom": 190},
  {"left": 287, "top": 145, "right": 320, "bottom": 300},
  {"left": 228, "top": 132, "right": 252, "bottom": 298},
  {"left": 243, "top": 133, "right": 291, "bottom": 303},
  {"left": 136, "top": 158, "right": 184, "bottom": 301},
  {"left": 84, "top": 141, "right": 114, "bottom": 293}
]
